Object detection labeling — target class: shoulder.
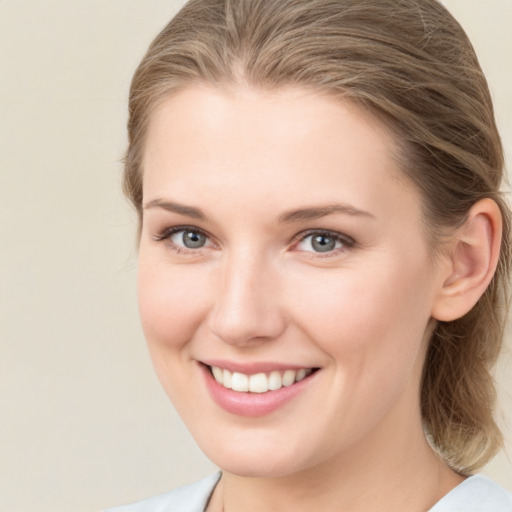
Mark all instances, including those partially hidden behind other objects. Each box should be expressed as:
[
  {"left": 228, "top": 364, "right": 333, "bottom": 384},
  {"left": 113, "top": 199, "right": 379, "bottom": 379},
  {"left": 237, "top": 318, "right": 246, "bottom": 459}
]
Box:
[
  {"left": 429, "top": 474, "right": 512, "bottom": 512},
  {"left": 101, "top": 473, "right": 221, "bottom": 512}
]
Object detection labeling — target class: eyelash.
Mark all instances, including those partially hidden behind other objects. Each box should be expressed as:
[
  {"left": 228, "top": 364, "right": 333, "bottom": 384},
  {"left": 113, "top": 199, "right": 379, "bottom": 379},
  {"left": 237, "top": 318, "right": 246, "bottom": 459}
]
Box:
[
  {"left": 153, "top": 225, "right": 213, "bottom": 255},
  {"left": 291, "top": 229, "right": 356, "bottom": 257},
  {"left": 153, "top": 226, "right": 356, "bottom": 257}
]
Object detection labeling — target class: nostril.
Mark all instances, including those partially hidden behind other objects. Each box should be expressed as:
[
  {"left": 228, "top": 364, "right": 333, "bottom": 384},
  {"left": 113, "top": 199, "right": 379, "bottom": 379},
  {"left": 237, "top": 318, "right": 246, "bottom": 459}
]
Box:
[{"left": 208, "top": 310, "right": 287, "bottom": 346}]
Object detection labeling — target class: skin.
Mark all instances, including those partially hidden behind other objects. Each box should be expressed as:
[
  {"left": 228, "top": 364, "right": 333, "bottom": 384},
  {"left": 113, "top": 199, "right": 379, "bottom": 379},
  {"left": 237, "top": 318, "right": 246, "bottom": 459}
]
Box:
[{"left": 138, "top": 84, "right": 469, "bottom": 511}]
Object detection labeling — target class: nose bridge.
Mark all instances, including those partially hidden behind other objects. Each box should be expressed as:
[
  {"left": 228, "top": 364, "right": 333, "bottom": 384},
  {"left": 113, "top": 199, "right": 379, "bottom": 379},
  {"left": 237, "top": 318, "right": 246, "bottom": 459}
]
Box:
[{"left": 208, "top": 246, "right": 285, "bottom": 346}]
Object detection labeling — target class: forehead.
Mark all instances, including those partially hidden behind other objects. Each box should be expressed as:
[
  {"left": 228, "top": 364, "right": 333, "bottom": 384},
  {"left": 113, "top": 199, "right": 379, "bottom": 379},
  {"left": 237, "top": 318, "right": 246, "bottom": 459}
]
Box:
[
  {"left": 145, "top": 84, "right": 398, "bottom": 153},
  {"left": 143, "top": 84, "right": 416, "bottom": 219}
]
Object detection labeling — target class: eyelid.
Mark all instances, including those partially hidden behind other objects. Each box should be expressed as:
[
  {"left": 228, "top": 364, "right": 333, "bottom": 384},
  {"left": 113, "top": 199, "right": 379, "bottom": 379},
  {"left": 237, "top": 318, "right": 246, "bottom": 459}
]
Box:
[
  {"left": 153, "top": 225, "right": 216, "bottom": 250},
  {"left": 291, "top": 229, "right": 356, "bottom": 253},
  {"left": 153, "top": 225, "right": 205, "bottom": 241}
]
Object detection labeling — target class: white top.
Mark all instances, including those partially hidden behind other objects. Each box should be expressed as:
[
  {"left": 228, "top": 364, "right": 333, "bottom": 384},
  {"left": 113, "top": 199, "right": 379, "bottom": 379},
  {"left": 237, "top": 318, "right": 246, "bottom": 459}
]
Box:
[
  {"left": 429, "top": 475, "right": 512, "bottom": 511},
  {"left": 102, "top": 473, "right": 512, "bottom": 512}
]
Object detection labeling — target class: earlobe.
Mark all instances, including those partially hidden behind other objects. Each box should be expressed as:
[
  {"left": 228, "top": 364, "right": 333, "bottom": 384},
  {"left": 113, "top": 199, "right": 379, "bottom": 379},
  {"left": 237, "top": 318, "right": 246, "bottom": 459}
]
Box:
[{"left": 431, "top": 198, "right": 502, "bottom": 322}]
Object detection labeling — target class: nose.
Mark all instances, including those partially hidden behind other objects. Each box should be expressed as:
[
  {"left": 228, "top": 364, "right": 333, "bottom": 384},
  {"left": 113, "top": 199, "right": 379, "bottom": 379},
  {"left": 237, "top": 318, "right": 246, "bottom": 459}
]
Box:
[{"left": 207, "top": 251, "right": 287, "bottom": 347}]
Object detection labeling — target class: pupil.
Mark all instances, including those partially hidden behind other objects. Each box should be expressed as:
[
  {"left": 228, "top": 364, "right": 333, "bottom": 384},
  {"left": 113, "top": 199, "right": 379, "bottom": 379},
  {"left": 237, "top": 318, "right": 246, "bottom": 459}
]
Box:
[
  {"left": 183, "top": 231, "right": 206, "bottom": 248},
  {"left": 312, "top": 235, "right": 335, "bottom": 252}
]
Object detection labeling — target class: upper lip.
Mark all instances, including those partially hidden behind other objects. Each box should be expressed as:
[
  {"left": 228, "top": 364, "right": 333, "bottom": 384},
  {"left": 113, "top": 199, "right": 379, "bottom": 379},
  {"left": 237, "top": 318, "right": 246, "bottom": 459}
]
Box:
[{"left": 200, "top": 359, "right": 318, "bottom": 375}]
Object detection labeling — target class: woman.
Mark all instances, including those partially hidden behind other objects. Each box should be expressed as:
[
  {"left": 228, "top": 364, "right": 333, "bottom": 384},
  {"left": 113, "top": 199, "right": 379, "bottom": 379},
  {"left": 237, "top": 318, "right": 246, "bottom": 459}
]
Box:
[{"left": 105, "top": 0, "right": 511, "bottom": 510}]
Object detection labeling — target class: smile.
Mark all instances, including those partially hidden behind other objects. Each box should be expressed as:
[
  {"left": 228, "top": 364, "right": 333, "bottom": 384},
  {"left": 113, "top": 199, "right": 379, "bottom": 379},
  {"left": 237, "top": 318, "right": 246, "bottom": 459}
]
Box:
[
  {"left": 201, "top": 361, "right": 320, "bottom": 416},
  {"left": 210, "top": 366, "right": 315, "bottom": 393}
]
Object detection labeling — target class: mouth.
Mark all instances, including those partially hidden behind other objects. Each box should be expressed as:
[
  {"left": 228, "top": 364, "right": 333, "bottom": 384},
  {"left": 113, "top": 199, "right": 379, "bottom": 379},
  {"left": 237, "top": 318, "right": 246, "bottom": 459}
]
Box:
[
  {"left": 208, "top": 365, "right": 317, "bottom": 393},
  {"left": 199, "top": 360, "right": 321, "bottom": 416}
]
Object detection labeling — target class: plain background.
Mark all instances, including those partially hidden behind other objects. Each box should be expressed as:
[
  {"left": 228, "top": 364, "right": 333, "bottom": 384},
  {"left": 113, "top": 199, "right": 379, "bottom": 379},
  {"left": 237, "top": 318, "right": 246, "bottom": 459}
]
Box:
[{"left": 0, "top": 1, "right": 510, "bottom": 511}]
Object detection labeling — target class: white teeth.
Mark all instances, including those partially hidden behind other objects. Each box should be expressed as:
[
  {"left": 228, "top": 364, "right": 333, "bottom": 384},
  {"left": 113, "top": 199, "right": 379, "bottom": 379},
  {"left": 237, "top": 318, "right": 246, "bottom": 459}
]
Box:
[
  {"left": 212, "top": 366, "right": 223, "bottom": 384},
  {"left": 249, "top": 373, "right": 268, "bottom": 393},
  {"left": 231, "top": 372, "right": 249, "bottom": 392},
  {"left": 296, "top": 369, "right": 307, "bottom": 382},
  {"left": 223, "top": 369, "right": 232, "bottom": 389},
  {"left": 282, "top": 369, "right": 296, "bottom": 386},
  {"left": 268, "top": 371, "right": 283, "bottom": 391},
  {"left": 210, "top": 366, "right": 313, "bottom": 393}
]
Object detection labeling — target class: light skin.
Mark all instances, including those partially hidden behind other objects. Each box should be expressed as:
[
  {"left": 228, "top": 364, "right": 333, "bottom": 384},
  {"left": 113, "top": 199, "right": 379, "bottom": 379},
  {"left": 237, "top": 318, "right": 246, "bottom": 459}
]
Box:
[{"left": 138, "top": 84, "right": 501, "bottom": 512}]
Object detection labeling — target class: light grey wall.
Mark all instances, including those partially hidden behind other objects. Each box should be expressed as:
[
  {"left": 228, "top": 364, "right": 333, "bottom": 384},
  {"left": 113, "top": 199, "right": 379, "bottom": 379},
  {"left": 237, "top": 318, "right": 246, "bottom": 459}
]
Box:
[{"left": 0, "top": 1, "right": 510, "bottom": 511}]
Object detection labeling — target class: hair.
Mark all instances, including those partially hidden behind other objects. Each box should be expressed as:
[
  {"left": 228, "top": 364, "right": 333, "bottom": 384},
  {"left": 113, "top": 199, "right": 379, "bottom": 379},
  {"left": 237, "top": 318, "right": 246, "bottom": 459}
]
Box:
[{"left": 124, "top": 0, "right": 511, "bottom": 474}]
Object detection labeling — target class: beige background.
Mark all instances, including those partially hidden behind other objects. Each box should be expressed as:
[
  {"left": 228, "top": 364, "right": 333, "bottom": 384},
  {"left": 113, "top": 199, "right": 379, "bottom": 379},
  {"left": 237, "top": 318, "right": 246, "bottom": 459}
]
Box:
[{"left": 0, "top": 1, "right": 510, "bottom": 511}]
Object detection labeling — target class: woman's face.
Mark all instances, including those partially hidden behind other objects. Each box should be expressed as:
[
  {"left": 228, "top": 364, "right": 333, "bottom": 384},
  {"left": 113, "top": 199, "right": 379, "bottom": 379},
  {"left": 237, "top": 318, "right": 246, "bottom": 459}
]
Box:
[{"left": 138, "top": 85, "right": 448, "bottom": 477}]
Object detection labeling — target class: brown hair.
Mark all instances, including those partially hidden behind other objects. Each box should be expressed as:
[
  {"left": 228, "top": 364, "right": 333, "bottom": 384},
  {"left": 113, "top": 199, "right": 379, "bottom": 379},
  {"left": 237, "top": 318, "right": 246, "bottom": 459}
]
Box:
[{"left": 124, "top": 0, "right": 511, "bottom": 474}]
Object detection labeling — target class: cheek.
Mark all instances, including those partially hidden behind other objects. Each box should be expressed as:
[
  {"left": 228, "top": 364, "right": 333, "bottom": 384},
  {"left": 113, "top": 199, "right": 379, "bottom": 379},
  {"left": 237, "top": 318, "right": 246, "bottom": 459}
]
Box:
[
  {"left": 137, "top": 256, "right": 210, "bottom": 353},
  {"left": 287, "top": 261, "right": 433, "bottom": 440},
  {"left": 290, "top": 256, "right": 433, "bottom": 371},
  {"left": 137, "top": 256, "right": 215, "bottom": 410}
]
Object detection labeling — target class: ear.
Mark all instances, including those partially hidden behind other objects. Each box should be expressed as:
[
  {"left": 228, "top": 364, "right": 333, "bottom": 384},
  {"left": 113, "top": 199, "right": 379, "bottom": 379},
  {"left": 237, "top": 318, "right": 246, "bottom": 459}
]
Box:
[{"left": 431, "top": 198, "right": 502, "bottom": 322}]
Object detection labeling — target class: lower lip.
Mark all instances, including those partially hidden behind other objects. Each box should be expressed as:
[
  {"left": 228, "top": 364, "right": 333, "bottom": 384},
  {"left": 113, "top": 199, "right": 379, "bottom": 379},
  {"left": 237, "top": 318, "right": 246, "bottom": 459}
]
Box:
[{"left": 200, "top": 364, "right": 317, "bottom": 417}]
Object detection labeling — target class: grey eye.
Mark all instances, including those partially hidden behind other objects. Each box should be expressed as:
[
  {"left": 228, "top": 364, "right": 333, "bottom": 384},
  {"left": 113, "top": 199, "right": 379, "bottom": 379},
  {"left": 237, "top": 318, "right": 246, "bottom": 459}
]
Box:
[
  {"left": 181, "top": 231, "right": 207, "bottom": 248},
  {"left": 169, "top": 229, "right": 209, "bottom": 249},
  {"left": 311, "top": 234, "right": 338, "bottom": 252},
  {"left": 296, "top": 232, "right": 344, "bottom": 253}
]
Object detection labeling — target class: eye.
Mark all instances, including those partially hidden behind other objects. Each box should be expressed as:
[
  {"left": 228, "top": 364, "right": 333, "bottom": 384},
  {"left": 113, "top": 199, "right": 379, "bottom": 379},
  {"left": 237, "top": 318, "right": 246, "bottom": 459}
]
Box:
[
  {"left": 171, "top": 229, "right": 208, "bottom": 249},
  {"left": 153, "top": 226, "right": 213, "bottom": 252},
  {"left": 295, "top": 230, "right": 353, "bottom": 254}
]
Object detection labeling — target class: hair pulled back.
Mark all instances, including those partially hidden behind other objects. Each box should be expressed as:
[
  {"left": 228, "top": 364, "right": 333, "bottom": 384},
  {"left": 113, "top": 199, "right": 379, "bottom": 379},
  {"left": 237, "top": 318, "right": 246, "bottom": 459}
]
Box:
[{"left": 125, "top": 0, "right": 511, "bottom": 474}]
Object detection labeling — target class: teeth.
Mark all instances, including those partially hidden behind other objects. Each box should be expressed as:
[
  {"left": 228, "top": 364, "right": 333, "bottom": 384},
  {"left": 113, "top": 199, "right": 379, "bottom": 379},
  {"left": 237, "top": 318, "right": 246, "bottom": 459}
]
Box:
[
  {"left": 231, "top": 372, "right": 249, "bottom": 392},
  {"left": 282, "top": 369, "right": 296, "bottom": 386},
  {"left": 296, "top": 368, "right": 307, "bottom": 382},
  {"left": 212, "top": 366, "right": 223, "bottom": 384},
  {"left": 249, "top": 373, "right": 268, "bottom": 393},
  {"left": 210, "top": 366, "right": 313, "bottom": 393},
  {"left": 223, "top": 369, "right": 232, "bottom": 389},
  {"left": 268, "top": 371, "right": 282, "bottom": 391}
]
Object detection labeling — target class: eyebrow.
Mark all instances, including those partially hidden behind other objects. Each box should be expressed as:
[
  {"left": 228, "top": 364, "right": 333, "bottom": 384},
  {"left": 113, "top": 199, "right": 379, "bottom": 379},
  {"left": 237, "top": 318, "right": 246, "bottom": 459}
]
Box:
[
  {"left": 144, "top": 199, "right": 207, "bottom": 220},
  {"left": 277, "top": 204, "right": 374, "bottom": 223},
  {"left": 143, "top": 198, "right": 374, "bottom": 223}
]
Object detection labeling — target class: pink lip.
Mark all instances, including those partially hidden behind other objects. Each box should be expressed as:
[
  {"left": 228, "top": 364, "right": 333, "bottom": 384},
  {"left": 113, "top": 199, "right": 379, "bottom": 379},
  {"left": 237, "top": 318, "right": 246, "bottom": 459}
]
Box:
[{"left": 199, "top": 363, "right": 318, "bottom": 417}]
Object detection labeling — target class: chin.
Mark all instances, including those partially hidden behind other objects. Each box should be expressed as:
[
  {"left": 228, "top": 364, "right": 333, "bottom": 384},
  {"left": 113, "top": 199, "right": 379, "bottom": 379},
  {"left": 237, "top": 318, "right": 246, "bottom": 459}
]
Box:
[{"left": 195, "top": 432, "right": 315, "bottom": 478}]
